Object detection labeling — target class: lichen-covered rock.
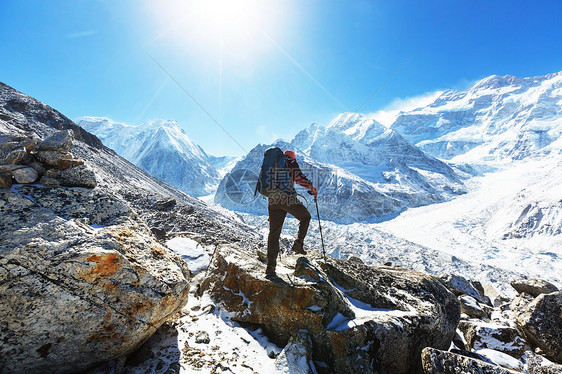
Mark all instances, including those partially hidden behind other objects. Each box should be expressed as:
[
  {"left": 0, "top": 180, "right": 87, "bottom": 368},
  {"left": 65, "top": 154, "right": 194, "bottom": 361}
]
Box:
[
  {"left": 439, "top": 273, "right": 490, "bottom": 305},
  {"left": 45, "top": 164, "right": 97, "bottom": 188},
  {"left": 274, "top": 330, "right": 315, "bottom": 374},
  {"left": 0, "top": 188, "right": 190, "bottom": 373},
  {"left": 458, "top": 321, "right": 526, "bottom": 358},
  {"left": 511, "top": 279, "right": 559, "bottom": 298},
  {"left": 38, "top": 129, "right": 75, "bottom": 152},
  {"left": 203, "top": 246, "right": 460, "bottom": 373},
  {"left": 421, "top": 347, "right": 519, "bottom": 374},
  {"left": 12, "top": 166, "right": 38, "bottom": 183},
  {"left": 514, "top": 292, "right": 562, "bottom": 363}
]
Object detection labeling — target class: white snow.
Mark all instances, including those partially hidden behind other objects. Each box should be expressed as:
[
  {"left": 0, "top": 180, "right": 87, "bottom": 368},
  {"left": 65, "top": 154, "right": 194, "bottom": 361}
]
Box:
[
  {"left": 476, "top": 348, "right": 523, "bottom": 371},
  {"left": 123, "top": 292, "right": 283, "bottom": 374},
  {"left": 166, "top": 238, "right": 210, "bottom": 274}
]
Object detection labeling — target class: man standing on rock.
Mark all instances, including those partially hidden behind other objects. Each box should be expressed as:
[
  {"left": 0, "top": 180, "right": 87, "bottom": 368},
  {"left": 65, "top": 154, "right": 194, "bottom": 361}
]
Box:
[{"left": 256, "top": 148, "right": 318, "bottom": 278}]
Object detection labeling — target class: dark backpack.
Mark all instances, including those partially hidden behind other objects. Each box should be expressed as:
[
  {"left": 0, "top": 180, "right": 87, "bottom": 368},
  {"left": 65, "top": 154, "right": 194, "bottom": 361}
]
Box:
[{"left": 255, "top": 147, "right": 294, "bottom": 197}]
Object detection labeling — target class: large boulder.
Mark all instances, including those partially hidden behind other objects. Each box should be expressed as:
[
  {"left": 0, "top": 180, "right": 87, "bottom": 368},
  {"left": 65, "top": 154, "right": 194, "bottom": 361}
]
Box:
[
  {"left": 12, "top": 166, "right": 38, "bottom": 183},
  {"left": 38, "top": 129, "right": 74, "bottom": 152},
  {"left": 458, "top": 321, "right": 526, "bottom": 358},
  {"left": 513, "top": 292, "right": 562, "bottom": 364},
  {"left": 202, "top": 246, "right": 460, "bottom": 373},
  {"left": 421, "top": 347, "right": 519, "bottom": 374},
  {"left": 0, "top": 187, "right": 190, "bottom": 373},
  {"left": 511, "top": 279, "right": 559, "bottom": 298}
]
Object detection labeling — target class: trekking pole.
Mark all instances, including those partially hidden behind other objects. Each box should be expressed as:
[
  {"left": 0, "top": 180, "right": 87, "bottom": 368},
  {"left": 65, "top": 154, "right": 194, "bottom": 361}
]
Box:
[{"left": 314, "top": 196, "right": 327, "bottom": 263}]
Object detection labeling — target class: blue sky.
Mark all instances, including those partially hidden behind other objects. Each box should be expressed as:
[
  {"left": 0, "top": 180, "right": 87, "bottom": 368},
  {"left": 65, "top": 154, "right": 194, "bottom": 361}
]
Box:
[{"left": 1, "top": 0, "right": 562, "bottom": 156}]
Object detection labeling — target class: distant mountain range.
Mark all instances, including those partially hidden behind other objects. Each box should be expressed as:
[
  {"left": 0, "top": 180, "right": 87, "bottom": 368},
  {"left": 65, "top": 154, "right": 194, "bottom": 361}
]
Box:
[
  {"left": 391, "top": 72, "right": 562, "bottom": 163},
  {"left": 76, "top": 117, "right": 237, "bottom": 197},
  {"left": 78, "top": 71, "right": 562, "bottom": 227},
  {"left": 215, "top": 113, "right": 466, "bottom": 223}
]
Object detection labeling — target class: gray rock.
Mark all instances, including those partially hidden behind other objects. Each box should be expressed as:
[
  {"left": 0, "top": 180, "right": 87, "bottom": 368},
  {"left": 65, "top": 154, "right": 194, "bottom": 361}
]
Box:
[
  {"left": 38, "top": 129, "right": 75, "bottom": 151},
  {"left": 0, "top": 163, "right": 27, "bottom": 172},
  {"left": 526, "top": 350, "right": 562, "bottom": 374},
  {"left": 154, "top": 198, "right": 176, "bottom": 211},
  {"left": 12, "top": 166, "right": 38, "bottom": 183},
  {"left": 35, "top": 150, "right": 73, "bottom": 168},
  {"left": 458, "top": 321, "right": 526, "bottom": 358},
  {"left": 151, "top": 227, "right": 167, "bottom": 241},
  {"left": 0, "top": 188, "right": 190, "bottom": 374},
  {"left": 195, "top": 331, "right": 210, "bottom": 344},
  {"left": 45, "top": 164, "right": 97, "bottom": 188},
  {"left": 514, "top": 292, "right": 562, "bottom": 363},
  {"left": 274, "top": 330, "right": 314, "bottom": 374},
  {"left": 27, "top": 161, "right": 46, "bottom": 176},
  {"left": 439, "top": 273, "right": 490, "bottom": 305},
  {"left": 459, "top": 294, "right": 490, "bottom": 318},
  {"left": 421, "top": 347, "right": 519, "bottom": 374},
  {"left": 203, "top": 246, "right": 460, "bottom": 373},
  {"left": 0, "top": 170, "right": 12, "bottom": 189},
  {"left": 511, "top": 279, "right": 559, "bottom": 298},
  {"left": 0, "top": 146, "right": 29, "bottom": 165},
  {"left": 39, "top": 175, "right": 60, "bottom": 187}
]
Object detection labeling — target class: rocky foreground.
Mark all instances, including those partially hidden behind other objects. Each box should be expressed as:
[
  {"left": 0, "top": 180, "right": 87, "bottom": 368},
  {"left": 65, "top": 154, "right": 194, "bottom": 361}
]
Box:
[{"left": 1, "top": 81, "right": 561, "bottom": 373}]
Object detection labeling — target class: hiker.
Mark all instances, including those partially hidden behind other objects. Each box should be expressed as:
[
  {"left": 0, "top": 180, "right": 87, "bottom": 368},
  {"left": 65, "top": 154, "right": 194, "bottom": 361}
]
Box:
[{"left": 256, "top": 148, "right": 318, "bottom": 278}]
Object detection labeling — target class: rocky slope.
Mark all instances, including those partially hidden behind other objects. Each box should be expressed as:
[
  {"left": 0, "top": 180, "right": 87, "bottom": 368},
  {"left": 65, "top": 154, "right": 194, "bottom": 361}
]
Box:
[
  {"left": 0, "top": 81, "right": 258, "bottom": 373},
  {"left": 77, "top": 116, "right": 222, "bottom": 197}
]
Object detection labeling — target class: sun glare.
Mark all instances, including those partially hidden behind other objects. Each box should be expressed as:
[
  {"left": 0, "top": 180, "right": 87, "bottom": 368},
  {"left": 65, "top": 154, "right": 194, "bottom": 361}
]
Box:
[{"left": 146, "top": 0, "right": 284, "bottom": 60}]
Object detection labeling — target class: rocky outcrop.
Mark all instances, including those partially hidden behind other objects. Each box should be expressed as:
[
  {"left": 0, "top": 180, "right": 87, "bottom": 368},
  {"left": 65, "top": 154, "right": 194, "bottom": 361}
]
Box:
[
  {"left": 459, "top": 295, "right": 490, "bottom": 318},
  {"left": 0, "top": 130, "right": 96, "bottom": 189},
  {"left": 202, "top": 246, "right": 460, "bottom": 373},
  {"left": 0, "top": 186, "right": 190, "bottom": 373},
  {"left": 458, "top": 321, "right": 525, "bottom": 358},
  {"left": 513, "top": 292, "right": 562, "bottom": 363},
  {"left": 421, "top": 347, "right": 519, "bottom": 374},
  {"left": 511, "top": 279, "right": 559, "bottom": 298}
]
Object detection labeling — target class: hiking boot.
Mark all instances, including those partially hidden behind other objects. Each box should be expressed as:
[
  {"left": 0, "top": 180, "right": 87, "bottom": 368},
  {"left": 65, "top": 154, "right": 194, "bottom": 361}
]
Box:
[
  {"left": 265, "top": 265, "right": 276, "bottom": 278},
  {"left": 265, "top": 272, "right": 279, "bottom": 280},
  {"left": 291, "top": 239, "right": 306, "bottom": 255}
]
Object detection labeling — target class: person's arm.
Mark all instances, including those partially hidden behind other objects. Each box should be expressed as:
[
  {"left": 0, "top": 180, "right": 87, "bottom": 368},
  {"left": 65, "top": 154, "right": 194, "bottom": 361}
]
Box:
[{"left": 287, "top": 158, "right": 318, "bottom": 195}]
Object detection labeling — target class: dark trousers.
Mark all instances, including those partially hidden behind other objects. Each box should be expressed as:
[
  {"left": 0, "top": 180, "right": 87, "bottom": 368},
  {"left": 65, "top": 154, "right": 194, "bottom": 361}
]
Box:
[{"left": 266, "top": 194, "right": 311, "bottom": 272}]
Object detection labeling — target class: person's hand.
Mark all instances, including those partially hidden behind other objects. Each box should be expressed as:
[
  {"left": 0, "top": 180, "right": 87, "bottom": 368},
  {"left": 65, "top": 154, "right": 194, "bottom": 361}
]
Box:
[{"left": 307, "top": 186, "right": 318, "bottom": 196}]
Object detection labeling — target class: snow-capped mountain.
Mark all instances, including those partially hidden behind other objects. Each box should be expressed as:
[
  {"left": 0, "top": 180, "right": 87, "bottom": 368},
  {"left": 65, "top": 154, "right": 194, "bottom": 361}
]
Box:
[
  {"left": 76, "top": 117, "right": 221, "bottom": 197},
  {"left": 293, "top": 113, "right": 462, "bottom": 193},
  {"left": 214, "top": 114, "right": 465, "bottom": 223},
  {"left": 391, "top": 72, "right": 562, "bottom": 163}
]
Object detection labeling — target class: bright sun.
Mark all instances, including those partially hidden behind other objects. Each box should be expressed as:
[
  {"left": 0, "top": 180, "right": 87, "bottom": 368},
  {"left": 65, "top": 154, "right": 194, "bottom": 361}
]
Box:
[{"left": 147, "top": 0, "right": 284, "bottom": 59}]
